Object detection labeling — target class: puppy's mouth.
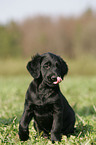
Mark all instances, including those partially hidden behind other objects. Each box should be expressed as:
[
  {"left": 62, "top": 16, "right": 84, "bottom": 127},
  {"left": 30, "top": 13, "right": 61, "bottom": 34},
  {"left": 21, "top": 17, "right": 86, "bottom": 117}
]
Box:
[
  {"left": 53, "top": 77, "right": 62, "bottom": 84},
  {"left": 46, "top": 76, "right": 62, "bottom": 86}
]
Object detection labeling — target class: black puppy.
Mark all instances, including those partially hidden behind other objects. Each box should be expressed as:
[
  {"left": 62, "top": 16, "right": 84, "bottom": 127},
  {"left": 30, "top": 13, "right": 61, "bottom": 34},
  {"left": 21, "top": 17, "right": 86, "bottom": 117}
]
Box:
[{"left": 19, "top": 52, "right": 75, "bottom": 142}]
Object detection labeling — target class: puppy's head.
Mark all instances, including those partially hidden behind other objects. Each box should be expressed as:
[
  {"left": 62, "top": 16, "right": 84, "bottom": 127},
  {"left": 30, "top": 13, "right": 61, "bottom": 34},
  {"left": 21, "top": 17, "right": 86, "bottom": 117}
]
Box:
[{"left": 27, "top": 52, "right": 68, "bottom": 86}]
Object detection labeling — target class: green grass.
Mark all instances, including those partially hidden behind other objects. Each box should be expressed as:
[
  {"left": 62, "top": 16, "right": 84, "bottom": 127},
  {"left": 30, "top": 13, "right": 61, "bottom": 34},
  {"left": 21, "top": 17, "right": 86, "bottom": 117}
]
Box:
[{"left": 0, "top": 75, "right": 96, "bottom": 144}]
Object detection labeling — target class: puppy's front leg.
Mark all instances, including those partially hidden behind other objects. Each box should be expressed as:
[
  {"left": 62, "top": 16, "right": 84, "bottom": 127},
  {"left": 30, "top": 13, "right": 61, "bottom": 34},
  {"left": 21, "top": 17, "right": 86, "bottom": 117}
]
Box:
[
  {"left": 19, "top": 100, "right": 33, "bottom": 141},
  {"left": 51, "top": 110, "right": 63, "bottom": 143}
]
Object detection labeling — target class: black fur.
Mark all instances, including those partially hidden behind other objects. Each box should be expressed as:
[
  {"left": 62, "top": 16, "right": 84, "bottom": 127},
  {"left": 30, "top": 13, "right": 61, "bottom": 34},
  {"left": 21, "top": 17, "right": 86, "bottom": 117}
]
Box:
[{"left": 19, "top": 52, "right": 75, "bottom": 142}]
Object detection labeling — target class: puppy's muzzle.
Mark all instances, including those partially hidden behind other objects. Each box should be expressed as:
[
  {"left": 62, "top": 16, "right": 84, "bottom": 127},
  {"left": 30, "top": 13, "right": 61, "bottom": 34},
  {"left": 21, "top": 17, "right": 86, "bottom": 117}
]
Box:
[{"left": 51, "top": 76, "right": 62, "bottom": 84}]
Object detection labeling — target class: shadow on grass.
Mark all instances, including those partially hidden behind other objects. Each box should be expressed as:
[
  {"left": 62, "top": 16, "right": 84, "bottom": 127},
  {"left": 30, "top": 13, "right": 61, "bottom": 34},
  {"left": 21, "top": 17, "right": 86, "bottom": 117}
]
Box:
[
  {"left": 68, "top": 104, "right": 96, "bottom": 142},
  {"left": 74, "top": 122, "right": 93, "bottom": 137}
]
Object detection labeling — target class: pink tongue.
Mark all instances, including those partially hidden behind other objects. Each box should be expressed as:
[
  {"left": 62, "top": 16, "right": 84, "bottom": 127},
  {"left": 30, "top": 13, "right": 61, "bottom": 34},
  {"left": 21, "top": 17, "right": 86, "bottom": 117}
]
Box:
[{"left": 53, "top": 77, "right": 62, "bottom": 84}]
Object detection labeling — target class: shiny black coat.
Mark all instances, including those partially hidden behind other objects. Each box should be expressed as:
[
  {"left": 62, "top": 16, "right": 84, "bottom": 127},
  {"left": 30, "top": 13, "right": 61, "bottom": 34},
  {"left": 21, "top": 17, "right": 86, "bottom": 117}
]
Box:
[{"left": 19, "top": 53, "right": 75, "bottom": 142}]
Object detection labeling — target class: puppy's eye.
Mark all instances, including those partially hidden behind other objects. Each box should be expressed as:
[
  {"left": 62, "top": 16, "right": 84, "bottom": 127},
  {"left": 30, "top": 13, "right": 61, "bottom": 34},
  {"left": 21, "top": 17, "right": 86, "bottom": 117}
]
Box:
[{"left": 44, "top": 62, "right": 51, "bottom": 69}]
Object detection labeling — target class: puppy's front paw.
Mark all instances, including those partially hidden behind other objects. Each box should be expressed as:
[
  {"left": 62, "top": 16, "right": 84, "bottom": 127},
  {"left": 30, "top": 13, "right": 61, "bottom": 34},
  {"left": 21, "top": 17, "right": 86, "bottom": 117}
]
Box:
[
  {"left": 51, "top": 133, "right": 61, "bottom": 143},
  {"left": 19, "top": 125, "right": 29, "bottom": 141}
]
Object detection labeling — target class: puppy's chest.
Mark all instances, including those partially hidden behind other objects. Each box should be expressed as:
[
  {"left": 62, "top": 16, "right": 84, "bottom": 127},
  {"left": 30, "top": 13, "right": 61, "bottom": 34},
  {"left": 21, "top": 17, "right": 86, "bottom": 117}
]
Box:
[
  {"left": 37, "top": 88, "right": 57, "bottom": 104},
  {"left": 32, "top": 88, "right": 58, "bottom": 107},
  {"left": 33, "top": 103, "right": 53, "bottom": 115},
  {"left": 33, "top": 91, "right": 55, "bottom": 115}
]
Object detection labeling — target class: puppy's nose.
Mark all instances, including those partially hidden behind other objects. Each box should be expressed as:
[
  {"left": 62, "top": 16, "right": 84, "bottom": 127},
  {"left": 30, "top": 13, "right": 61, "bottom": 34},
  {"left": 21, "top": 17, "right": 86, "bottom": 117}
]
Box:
[{"left": 51, "top": 75, "right": 57, "bottom": 82}]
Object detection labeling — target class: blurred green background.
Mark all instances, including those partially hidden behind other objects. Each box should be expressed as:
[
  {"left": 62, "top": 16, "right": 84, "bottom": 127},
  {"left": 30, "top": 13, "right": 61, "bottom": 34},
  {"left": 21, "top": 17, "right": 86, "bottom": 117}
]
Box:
[{"left": 0, "top": 9, "right": 96, "bottom": 76}]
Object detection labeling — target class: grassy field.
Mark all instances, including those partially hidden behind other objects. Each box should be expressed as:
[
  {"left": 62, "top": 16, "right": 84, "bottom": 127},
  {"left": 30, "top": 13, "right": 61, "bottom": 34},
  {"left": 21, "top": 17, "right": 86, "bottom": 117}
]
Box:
[{"left": 0, "top": 75, "right": 96, "bottom": 144}]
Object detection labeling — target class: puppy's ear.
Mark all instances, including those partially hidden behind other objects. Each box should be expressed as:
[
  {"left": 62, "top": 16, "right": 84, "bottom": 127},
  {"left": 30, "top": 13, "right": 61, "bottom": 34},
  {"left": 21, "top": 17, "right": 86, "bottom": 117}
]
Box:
[
  {"left": 59, "top": 57, "right": 68, "bottom": 79},
  {"left": 27, "top": 54, "right": 42, "bottom": 78}
]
